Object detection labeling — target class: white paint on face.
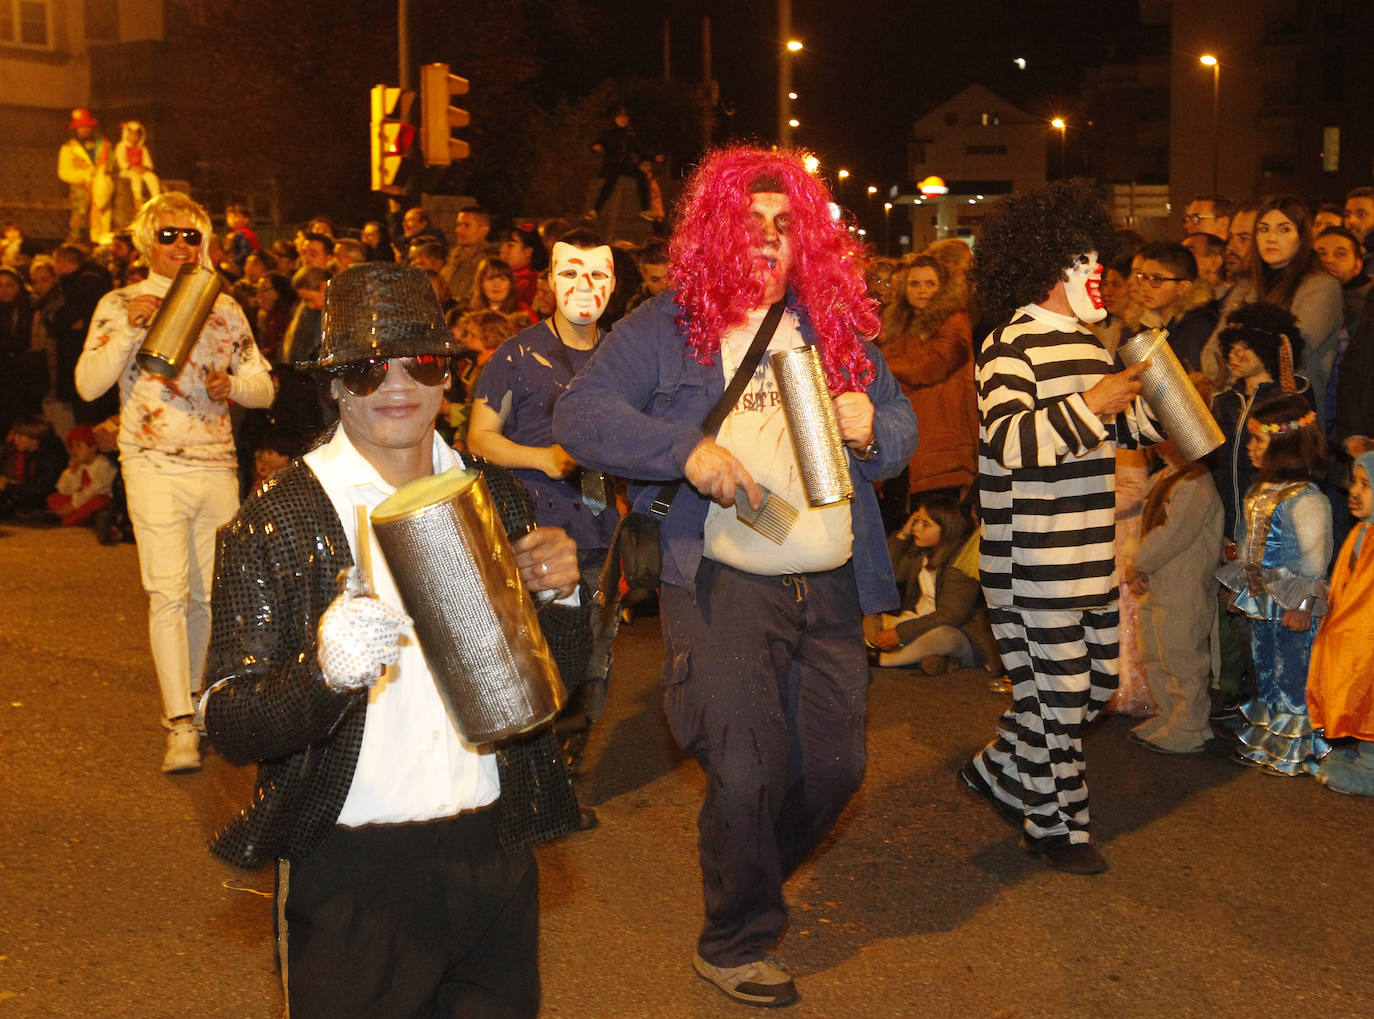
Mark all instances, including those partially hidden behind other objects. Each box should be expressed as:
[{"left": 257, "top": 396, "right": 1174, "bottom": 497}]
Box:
[
  {"left": 1062, "top": 250, "right": 1107, "bottom": 323},
  {"left": 551, "top": 242, "right": 614, "bottom": 325}
]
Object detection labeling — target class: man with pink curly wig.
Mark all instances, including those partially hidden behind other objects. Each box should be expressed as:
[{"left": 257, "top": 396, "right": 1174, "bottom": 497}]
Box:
[{"left": 554, "top": 146, "right": 917, "bottom": 1008}]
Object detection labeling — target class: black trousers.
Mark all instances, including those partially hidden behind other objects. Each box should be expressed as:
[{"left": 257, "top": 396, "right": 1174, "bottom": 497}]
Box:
[
  {"left": 592, "top": 163, "right": 650, "bottom": 212},
  {"left": 279, "top": 806, "right": 539, "bottom": 1018},
  {"left": 660, "top": 558, "right": 869, "bottom": 967}
]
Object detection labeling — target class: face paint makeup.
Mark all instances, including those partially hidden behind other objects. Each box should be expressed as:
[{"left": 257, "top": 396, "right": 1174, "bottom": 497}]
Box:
[
  {"left": 1062, "top": 250, "right": 1107, "bottom": 323},
  {"left": 550, "top": 242, "right": 615, "bottom": 325}
]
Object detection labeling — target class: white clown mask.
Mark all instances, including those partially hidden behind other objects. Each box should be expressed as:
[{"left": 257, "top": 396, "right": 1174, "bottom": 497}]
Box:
[
  {"left": 1062, "top": 250, "right": 1107, "bottom": 323},
  {"left": 551, "top": 242, "right": 615, "bottom": 325}
]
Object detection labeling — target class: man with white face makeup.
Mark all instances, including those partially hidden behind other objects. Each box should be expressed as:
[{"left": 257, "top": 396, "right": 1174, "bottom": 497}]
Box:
[
  {"left": 468, "top": 229, "right": 620, "bottom": 794},
  {"left": 469, "top": 227, "right": 619, "bottom": 592},
  {"left": 959, "top": 182, "right": 1160, "bottom": 876}
]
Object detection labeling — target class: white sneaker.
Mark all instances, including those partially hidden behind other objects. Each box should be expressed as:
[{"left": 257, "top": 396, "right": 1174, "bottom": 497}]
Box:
[
  {"left": 693, "top": 952, "right": 798, "bottom": 1007},
  {"left": 162, "top": 721, "right": 202, "bottom": 773}
]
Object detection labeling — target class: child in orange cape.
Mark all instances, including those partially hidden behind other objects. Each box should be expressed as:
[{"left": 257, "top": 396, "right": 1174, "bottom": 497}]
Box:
[{"left": 1309, "top": 450, "right": 1374, "bottom": 793}]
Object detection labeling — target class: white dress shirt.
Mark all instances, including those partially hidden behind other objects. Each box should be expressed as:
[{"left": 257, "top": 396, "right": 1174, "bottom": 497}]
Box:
[{"left": 305, "top": 425, "right": 501, "bottom": 826}]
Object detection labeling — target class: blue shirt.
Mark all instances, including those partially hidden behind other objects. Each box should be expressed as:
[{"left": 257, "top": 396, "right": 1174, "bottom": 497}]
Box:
[{"left": 474, "top": 320, "right": 619, "bottom": 550}]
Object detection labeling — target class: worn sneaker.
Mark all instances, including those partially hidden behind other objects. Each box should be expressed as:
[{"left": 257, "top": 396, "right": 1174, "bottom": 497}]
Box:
[
  {"left": 1021, "top": 835, "right": 1108, "bottom": 875},
  {"left": 162, "top": 721, "right": 202, "bottom": 773},
  {"left": 693, "top": 952, "right": 798, "bottom": 1008}
]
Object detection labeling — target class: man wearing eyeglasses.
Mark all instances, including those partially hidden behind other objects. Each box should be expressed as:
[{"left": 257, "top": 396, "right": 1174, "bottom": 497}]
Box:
[
  {"left": 75, "top": 191, "right": 273, "bottom": 773},
  {"left": 1135, "top": 241, "right": 1218, "bottom": 373},
  {"left": 1183, "top": 193, "right": 1235, "bottom": 240},
  {"left": 201, "top": 262, "right": 585, "bottom": 1017}
]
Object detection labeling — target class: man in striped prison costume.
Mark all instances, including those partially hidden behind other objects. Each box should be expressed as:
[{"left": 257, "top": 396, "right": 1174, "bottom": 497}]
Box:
[{"left": 959, "top": 182, "right": 1160, "bottom": 875}]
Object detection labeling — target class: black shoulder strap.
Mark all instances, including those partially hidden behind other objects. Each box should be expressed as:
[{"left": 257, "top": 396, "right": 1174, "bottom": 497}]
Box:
[
  {"left": 702, "top": 299, "right": 786, "bottom": 437},
  {"left": 649, "top": 299, "right": 786, "bottom": 517}
]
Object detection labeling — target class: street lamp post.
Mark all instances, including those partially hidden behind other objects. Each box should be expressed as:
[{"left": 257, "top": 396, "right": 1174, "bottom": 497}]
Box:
[
  {"left": 1051, "top": 117, "right": 1066, "bottom": 179},
  {"left": 883, "top": 202, "right": 892, "bottom": 256},
  {"left": 1200, "top": 55, "right": 1220, "bottom": 192},
  {"left": 778, "top": 0, "right": 802, "bottom": 146}
]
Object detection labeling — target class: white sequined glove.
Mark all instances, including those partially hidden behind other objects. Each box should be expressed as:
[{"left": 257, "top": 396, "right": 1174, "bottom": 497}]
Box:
[{"left": 317, "top": 567, "right": 413, "bottom": 692}]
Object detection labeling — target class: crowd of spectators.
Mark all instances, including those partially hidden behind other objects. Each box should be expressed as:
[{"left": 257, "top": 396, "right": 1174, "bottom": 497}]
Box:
[{"left": 4, "top": 175, "right": 1374, "bottom": 795}]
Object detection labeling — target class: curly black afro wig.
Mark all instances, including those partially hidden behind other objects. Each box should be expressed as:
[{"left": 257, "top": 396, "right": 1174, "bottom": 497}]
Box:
[
  {"left": 1220, "top": 301, "right": 1303, "bottom": 382},
  {"left": 972, "top": 180, "right": 1117, "bottom": 322}
]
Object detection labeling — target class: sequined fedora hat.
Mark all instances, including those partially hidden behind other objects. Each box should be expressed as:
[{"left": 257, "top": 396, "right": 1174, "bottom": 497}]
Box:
[{"left": 307, "top": 261, "right": 458, "bottom": 370}]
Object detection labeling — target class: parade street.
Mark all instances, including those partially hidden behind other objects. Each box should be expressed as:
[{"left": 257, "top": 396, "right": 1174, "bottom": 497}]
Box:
[{"left": 3, "top": 521, "right": 1372, "bottom": 1018}]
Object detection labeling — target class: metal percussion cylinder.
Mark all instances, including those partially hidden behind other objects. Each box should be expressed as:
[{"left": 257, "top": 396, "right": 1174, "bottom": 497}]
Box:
[
  {"left": 1117, "top": 327, "right": 1224, "bottom": 462},
  {"left": 371, "top": 467, "right": 565, "bottom": 745},
  {"left": 771, "top": 345, "right": 853, "bottom": 506},
  {"left": 136, "top": 264, "right": 222, "bottom": 379}
]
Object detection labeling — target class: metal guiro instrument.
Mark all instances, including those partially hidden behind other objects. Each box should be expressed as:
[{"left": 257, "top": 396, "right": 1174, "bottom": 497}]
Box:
[
  {"left": 1117, "top": 327, "right": 1224, "bottom": 462},
  {"left": 135, "top": 263, "right": 222, "bottom": 378},
  {"left": 771, "top": 345, "right": 853, "bottom": 506},
  {"left": 370, "top": 467, "right": 564, "bottom": 745}
]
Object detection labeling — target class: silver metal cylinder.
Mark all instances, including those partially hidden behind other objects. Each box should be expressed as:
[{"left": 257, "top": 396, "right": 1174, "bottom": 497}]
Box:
[
  {"left": 371, "top": 467, "right": 565, "bottom": 745},
  {"left": 771, "top": 345, "right": 853, "bottom": 506},
  {"left": 135, "top": 264, "right": 222, "bottom": 379},
  {"left": 1117, "top": 327, "right": 1224, "bottom": 462}
]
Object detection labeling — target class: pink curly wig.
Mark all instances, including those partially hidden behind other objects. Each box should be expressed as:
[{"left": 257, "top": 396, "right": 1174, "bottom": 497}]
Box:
[{"left": 669, "top": 146, "right": 877, "bottom": 392}]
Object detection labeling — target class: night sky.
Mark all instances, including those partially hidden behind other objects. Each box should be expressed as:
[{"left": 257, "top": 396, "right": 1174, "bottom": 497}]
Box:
[{"left": 573, "top": 0, "right": 1151, "bottom": 191}]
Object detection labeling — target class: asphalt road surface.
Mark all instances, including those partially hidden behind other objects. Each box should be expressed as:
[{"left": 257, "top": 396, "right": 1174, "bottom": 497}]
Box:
[{"left": 3, "top": 521, "right": 1372, "bottom": 1017}]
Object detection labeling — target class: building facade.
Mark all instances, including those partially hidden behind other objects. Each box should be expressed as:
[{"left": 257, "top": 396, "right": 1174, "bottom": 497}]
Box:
[
  {"left": 902, "top": 83, "right": 1051, "bottom": 250},
  {"left": 0, "top": 0, "right": 169, "bottom": 238}
]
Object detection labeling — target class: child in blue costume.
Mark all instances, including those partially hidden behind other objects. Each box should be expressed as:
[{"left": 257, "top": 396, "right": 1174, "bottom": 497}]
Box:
[{"left": 1217, "top": 394, "right": 1332, "bottom": 775}]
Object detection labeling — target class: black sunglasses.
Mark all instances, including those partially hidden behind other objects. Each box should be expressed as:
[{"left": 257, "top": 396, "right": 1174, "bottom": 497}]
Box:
[
  {"left": 335, "top": 355, "right": 449, "bottom": 397},
  {"left": 155, "top": 227, "right": 203, "bottom": 246}
]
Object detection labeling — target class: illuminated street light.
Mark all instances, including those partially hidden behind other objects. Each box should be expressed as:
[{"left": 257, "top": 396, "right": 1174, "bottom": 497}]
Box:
[
  {"left": 788, "top": 118, "right": 800, "bottom": 128},
  {"left": 883, "top": 202, "right": 892, "bottom": 256},
  {"left": 802, "top": 154, "right": 820, "bottom": 174},
  {"left": 779, "top": 2, "right": 800, "bottom": 146},
  {"left": 838, "top": 169, "right": 850, "bottom": 179},
  {"left": 867, "top": 185, "right": 877, "bottom": 195},
  {"left": 1201, "top": 55, "right": 1220, "bottom": 191},
  {"left": 1051, "top": 117, "right": 1067, "bottom": 178}
]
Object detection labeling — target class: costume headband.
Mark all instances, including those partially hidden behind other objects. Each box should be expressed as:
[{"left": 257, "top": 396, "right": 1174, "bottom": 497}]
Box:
[{"left": 1247, "top": 409, "right": 1316, "bottom": 437}]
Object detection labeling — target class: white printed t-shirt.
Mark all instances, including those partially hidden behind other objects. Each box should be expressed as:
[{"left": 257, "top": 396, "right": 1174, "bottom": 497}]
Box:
[{"left": 703, "top": 306, "right": 853, "bottom": 575}]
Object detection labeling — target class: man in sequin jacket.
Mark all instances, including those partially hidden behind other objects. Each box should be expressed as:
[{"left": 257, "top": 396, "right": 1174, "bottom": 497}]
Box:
[{"left": 202, "top": 263, "right": 586, "bottom": 1018}]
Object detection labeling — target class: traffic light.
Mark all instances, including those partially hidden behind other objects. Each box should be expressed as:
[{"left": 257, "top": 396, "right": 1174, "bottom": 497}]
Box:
[
  {"left": 419, "top": 62, "right": 470, "bottom": 166},
  {"left": 370, "top": 84, "right": 416, "bottom": 192}
]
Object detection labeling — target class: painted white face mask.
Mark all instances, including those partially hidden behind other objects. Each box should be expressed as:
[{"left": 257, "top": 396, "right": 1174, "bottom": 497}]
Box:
[
  {"left": 551, "top": 242, "right": 615, "bottom": 325},
  {"left": 1062, "top": 250, "right": 1107, "bottom": 323}
]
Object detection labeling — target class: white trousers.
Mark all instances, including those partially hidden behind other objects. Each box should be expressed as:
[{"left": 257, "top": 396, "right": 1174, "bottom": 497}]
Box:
[{"left": 123, "top": 457, "right": 239, "bottom": 723}]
